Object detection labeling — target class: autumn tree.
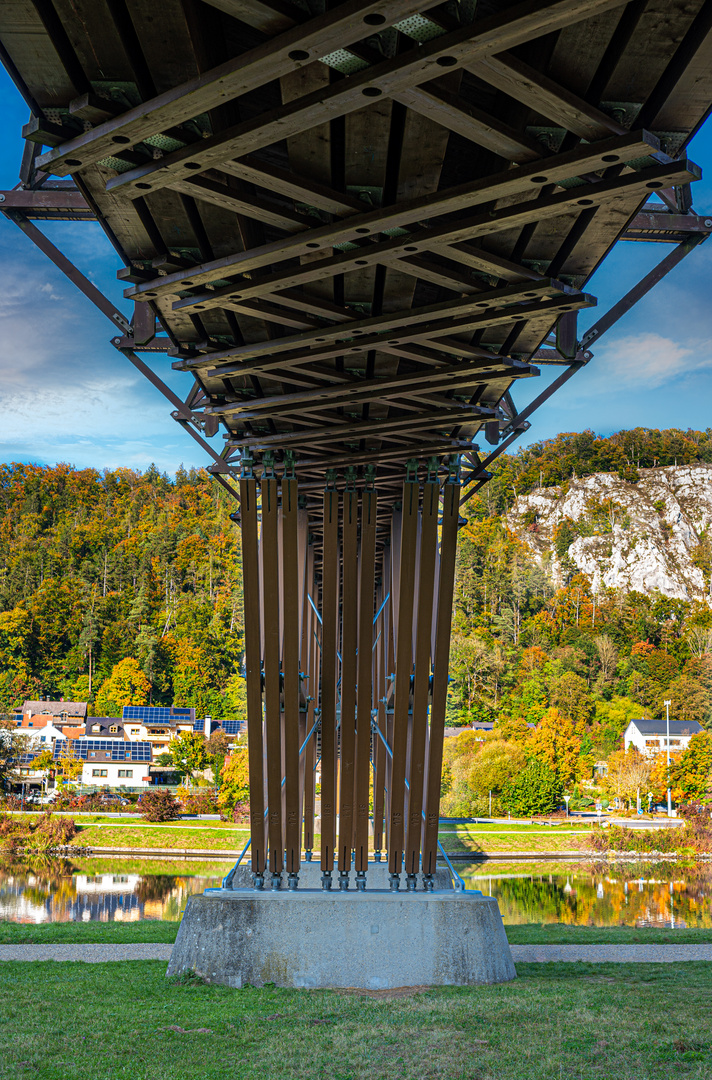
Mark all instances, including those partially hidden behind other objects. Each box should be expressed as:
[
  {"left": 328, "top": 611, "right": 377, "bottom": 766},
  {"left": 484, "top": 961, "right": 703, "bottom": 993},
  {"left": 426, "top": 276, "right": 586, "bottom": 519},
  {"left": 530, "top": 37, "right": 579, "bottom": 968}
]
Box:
[
  {"left": 527, "top": 708, "right": 584, "bottom": 785},
  {"left": 94, "top": 657, "right": 151, "bottom": 717},
  {"left": 218, "top": 749, "right": 250, "bottom": 813},
  {"left": 166, "top": 731, "right": 210, "bottom": 783},
  {"left": 673, "top": 732, "right": 712, "bottom": 803}
]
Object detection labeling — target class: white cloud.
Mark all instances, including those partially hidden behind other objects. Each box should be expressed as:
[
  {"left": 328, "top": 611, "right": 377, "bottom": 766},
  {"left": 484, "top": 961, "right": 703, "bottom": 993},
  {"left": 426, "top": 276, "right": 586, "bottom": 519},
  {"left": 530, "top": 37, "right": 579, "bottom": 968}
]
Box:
[{"left": 592, "top": 332, "right": 712, "bottom": 389}]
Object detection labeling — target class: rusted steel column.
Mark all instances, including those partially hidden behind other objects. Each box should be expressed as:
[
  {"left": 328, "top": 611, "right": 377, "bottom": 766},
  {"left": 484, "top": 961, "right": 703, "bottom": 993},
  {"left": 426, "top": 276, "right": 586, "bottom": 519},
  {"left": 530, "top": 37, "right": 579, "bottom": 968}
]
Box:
[
  {"left": 261, "top": 475, "right": 283, "bottom": 881},
  {"left": 405, "top": 478, "right": 439, "bottom": 883},
  {"left": 338, "top": 488, "right": 358, "bottom": 883},
  {"left": 422, "top": 477, "right": 461, "bottom": 882},
  {"left": 354, "top": 487, "right": 376, "bottom": 882},
  {"left": 387, "top": 475, "right": 419, "bottom": 885},
  {"left": 281, "top": 475, "right": 301, "bottom": 883},
  {"left": 239, "top": 475, "right": 266, "bottom": 885},
  {"left": 320, "top": 486, "right": 339, "bottom": 887}
]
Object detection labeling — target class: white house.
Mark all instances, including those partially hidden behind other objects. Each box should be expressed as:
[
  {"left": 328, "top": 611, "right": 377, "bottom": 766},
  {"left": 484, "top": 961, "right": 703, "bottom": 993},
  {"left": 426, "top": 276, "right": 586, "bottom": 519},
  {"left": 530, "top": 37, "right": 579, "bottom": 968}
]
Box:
[
  {"left": 81, "top": 760, "right": 152, "bottom": 789},
  {"left": 624, "top": 718, "right": 704, "bottom": 757}
]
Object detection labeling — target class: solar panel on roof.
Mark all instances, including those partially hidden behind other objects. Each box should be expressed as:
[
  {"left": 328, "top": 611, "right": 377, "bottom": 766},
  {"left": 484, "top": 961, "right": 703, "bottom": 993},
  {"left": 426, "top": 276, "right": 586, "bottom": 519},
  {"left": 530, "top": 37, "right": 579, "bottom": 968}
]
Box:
[
  {"left": 193, "top": 718, "right": 205, "bottom": 733},
  {"left": 53, "top": 739, "right": 152, "bottom": 761},
  {"left": 221, "top": 720, "right": 247, "bottom": 735}
]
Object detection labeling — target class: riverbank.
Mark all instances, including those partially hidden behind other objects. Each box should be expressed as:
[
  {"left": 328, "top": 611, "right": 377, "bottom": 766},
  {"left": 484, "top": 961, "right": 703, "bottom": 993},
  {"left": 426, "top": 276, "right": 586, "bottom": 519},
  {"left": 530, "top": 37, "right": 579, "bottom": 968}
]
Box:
[{"left": 0, "top": 959, "right": 709, "bottom": 1079}]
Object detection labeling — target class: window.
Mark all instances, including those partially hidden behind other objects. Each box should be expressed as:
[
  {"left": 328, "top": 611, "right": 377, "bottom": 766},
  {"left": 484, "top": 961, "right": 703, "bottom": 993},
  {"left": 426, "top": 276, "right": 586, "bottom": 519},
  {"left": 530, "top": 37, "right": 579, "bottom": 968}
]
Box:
[
  {"left": 92, "top": 769, "right": 108, "bottom": 777},
  {"left": 91, "top": 724, "right": 100, "bottom": 733},
  {"left": 669, "top": 739, "right": 682, "bottom": 746},
  {"left": 118, "top": 769, "right": 133, "bottom": 778},
  {"left": 109, "top": 725, "right": 118, "bottom": 734},
  {"left": 645, "top": 739, "right": 660, "bottom": 747},
  {"left": 89, "top": 751, "right": 96, "bottom": 758}
]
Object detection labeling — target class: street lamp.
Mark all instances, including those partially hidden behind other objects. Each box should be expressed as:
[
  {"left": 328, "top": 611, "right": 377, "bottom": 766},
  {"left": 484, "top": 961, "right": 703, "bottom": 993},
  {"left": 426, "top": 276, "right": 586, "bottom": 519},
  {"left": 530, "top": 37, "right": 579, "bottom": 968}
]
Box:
[
  {"left": 564, "top": 794, "right": 571, "bottom": 819},
  {"left": 664, "top": 700, "right": 672, "bottom": 818}
]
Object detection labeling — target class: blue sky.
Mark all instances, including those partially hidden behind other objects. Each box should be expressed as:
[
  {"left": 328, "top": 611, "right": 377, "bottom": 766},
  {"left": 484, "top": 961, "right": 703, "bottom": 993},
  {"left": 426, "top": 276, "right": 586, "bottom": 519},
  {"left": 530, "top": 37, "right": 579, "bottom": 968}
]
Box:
[{"left": 1, "top": 64, "right": 711, "bottom": 476}]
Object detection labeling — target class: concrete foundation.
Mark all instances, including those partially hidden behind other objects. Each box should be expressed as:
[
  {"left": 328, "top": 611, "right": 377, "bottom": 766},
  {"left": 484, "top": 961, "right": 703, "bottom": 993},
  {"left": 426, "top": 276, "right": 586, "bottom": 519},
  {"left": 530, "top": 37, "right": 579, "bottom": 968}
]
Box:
[{"left": 167, "top": 888, "right": 516, "bottom": 989}]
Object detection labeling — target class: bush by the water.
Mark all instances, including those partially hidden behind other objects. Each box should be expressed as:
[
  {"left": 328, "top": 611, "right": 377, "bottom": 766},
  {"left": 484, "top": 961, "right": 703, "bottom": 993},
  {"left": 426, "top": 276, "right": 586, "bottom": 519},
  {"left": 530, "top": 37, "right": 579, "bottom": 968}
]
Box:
[
  {"left": 139, "top": 790, "right": 181, "bottom": 822},
  {"left": 590, "top": 806, "right": 712, "bottom": 855},
  {"left": 0, "top": 812, "right": 77, "bottom": 852}
]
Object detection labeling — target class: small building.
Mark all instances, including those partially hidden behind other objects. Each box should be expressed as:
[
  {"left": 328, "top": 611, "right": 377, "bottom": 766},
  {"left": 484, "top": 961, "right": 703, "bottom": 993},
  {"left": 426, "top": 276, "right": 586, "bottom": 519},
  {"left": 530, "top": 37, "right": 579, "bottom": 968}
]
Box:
[
  {"left": 624, "top": 718, "right": 704, "bottom": 757},
  {"left": 53, "top": 738, "right": 153, "bottom": 789}
]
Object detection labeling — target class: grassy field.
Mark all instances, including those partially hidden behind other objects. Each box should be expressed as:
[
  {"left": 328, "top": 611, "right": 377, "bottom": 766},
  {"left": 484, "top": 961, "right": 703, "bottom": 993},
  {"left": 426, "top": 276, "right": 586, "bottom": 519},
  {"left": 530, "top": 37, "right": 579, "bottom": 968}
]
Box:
[
  {"left": 64, "top": 820, "right": 594, "bottom": 854},
  {"left": 3, "top": 919, "right": 712, "bottom": 946},
  {"left": 73, "top": 823, "right": 250, "bottom": 851},
  {"left": 0, "top": 960, "right": 709, "bottom": 1079},
  {"left": 438, "top": 824, "right": 593, "bottom": 854}
]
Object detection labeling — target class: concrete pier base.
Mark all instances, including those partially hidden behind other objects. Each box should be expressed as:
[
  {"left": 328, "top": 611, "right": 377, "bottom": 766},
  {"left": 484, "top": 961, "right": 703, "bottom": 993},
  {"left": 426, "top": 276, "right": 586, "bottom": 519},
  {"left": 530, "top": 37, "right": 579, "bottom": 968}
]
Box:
[{"left": 167, "top": 889, "right": 516, "bottom": 989}]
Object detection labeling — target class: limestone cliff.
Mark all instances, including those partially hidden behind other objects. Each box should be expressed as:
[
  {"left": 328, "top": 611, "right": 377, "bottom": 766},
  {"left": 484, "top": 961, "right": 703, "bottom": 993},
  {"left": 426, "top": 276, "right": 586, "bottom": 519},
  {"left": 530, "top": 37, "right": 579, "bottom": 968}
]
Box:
[{"left": 506, "top": 464, "right": 712, "bottom": 602}]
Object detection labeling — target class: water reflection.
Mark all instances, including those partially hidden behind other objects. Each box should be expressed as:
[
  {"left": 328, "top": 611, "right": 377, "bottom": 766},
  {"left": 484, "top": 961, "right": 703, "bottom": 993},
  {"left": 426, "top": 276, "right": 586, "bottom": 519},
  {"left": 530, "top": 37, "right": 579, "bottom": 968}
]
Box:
[
  {"left": 461, "top": 860, "right": 712, "bottom": 928},
  {"left": 0, "top": 859, "right": 230, "bottom": 923},
  {"left": 0, "top": 858, "right": 710, "bottom": 927}
]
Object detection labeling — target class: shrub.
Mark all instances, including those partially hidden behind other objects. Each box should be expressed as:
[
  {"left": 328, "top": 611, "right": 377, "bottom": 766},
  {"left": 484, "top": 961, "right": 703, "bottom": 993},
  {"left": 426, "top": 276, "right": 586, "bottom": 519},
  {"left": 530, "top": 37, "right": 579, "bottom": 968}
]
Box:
[
  {"left": 0, "top": 812, "right": 77, "bottom": 851},
  {"left": 178, "top": 789, "right": 219, "bottom": 815},
  {"left": 139, "top": 790, "right": 181, "bottom": 822},
  {"left": 503, "top": 757, "right": 563, "bottom": 816},
  {"left": 220, "top": 801, "right": 250, "bottom": 825}
]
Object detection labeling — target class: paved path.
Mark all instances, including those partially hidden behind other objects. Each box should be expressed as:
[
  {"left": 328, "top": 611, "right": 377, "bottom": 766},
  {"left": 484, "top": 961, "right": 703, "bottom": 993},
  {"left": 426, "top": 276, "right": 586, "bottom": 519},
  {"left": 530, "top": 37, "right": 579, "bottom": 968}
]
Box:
[
  {"left": 1, "top": 943, "right": 711, "bottom": 964},
  {"left": 510, "top": 943, "right": 712, "bottom": 963}
]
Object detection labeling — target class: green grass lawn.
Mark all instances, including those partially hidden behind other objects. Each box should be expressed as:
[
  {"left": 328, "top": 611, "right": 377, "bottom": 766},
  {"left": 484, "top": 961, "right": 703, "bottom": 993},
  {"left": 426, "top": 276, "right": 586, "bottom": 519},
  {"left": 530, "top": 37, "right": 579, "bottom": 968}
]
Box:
[
  {"left": 439, "top": 825, "right": 593, "bottom": 854},
  {"left": 0, "top": 960, "right": 709, "bottom": 1079},
  {"left": 74, "top": 824, "right": 251, "bottom": 850},
  {"left": 504, "top": 923, "right": 712, "bottom": 944},
  {"left": 3, "top": 918, "right": 712, "bottom": 947},
  {"left": 0, "top": 920, "right": 179, "bottom": 944}
]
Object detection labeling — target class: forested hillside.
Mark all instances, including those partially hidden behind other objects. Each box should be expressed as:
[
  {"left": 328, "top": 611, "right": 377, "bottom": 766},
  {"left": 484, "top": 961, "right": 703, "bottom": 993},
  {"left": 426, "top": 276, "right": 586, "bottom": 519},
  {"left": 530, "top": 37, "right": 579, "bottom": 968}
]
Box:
[
  {"left": 0, "top": 463, "right": 245, "bottom": 719},
  {"left": 0, "top": 428, "right": 710, "bottom": 748}
]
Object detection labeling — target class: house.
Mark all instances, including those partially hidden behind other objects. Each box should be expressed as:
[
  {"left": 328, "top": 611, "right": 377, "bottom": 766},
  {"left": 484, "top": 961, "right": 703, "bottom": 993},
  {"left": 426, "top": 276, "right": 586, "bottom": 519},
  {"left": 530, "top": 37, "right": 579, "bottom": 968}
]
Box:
[
  {"left": 85, "top": 718, "right": 126, "bottom": 739},
  {"left": 624, "top": 718, "right": 704, "bottom": 757},
  {"left": 444, "top": 721, "right": 496, "bottom": 738},
  {"left": 19, "top": 701, "right": 86, "bottom": 728},
  {"left": 53, "top": 737, "right": 153, "bottom": 789},
  {"left": 18, "top": 715, "right": 68, "bottom": 748},
  {"left": 121, "top": 705, "right": 196, "bottom": 754}
]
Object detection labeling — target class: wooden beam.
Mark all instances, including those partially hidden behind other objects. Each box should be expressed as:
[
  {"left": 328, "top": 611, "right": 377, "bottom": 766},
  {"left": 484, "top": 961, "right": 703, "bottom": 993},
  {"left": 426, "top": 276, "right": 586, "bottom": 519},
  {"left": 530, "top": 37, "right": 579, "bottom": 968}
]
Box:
[
  {"left": 393, "top": 84, "right": 543, "bottom": 162},
  {"left": 125, "top": 132, "right": 660, "bottom": 301},
  {"left": 104, "top": 0, "right": 629, "bottom": 200},
  {"left": 466, "top": 52, "right": 626, "bottom": 140},
  {"left": 222, "top": 157, "right": 364, "bottom": 215},
  {"left": 167, "top": 175, "right": 314, "bottom": 233},
  {"left": 37, "top": 0, "right": 441, "bottom": 177}
]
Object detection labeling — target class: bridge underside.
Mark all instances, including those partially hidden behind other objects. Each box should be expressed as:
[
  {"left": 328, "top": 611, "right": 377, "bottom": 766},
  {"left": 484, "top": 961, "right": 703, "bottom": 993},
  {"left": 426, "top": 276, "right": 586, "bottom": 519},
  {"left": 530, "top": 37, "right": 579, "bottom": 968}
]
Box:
[{"left": 2, "top": 0, "right": 712, "bottom": 887}]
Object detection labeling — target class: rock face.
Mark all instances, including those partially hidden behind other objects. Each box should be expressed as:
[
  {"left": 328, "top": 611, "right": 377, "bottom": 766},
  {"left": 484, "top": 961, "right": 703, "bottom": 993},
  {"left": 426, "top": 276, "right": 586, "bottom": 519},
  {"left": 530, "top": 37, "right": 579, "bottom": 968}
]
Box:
[{"left": 507, "top": 464, "right": 712, "bottom": 602}]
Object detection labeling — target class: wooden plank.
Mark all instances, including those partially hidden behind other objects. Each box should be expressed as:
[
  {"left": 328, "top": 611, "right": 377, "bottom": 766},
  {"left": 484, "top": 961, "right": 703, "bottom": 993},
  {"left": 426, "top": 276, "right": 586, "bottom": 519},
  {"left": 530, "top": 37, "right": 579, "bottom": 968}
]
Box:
[
  {"left": 239, "top": 476, "right": 266, "bottom": 878},
  {"left": 466, "top": 52, "right": 626, "bottom": 140},
  {"left": 421, "top": 479, "right": 460, "bottom": 878},
  {"left": 166, "top": 175, "right": 314, "bottom": 233},
  {"left": 281, "top": 476, "right": 301, "bottom": 877},
  {"left": 223, "top": 157, "right": 364, "bottom": 215},
  {"left": 393, "top": 85, "right": 543, "bottom": 162},
  {"left": 37, "top": 0, "right": 440, "bottom": 176},
  {"left": 302, "top": 542, "right": 317, "bottom": 857},
  {"left": 261, "top": 475, "right": 283, "bottom": 877},
  {"left": 320, "top": 487, "right": 339, "bottom": 878},
  {"left": 354, "top": 487, "right": 377, "bottom": 876},
  {"left": 404, "top": 479, "right": 438, "bottom": 878},
  {"left": 338, "top": 489, "right": 358, "bottom": 877},
  {"left": 126, "top": 132, "right": 658, "bottom": 300},
  {"left": 388, "top": 478, "right": 419, "bottom": 880}
]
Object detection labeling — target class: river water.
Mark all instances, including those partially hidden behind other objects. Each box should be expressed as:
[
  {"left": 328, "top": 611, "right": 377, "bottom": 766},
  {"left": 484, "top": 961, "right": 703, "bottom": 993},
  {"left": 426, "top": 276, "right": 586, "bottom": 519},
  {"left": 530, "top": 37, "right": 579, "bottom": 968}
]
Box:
[{"left": 0, "top": 857, "right": 710, "bottom": 928}]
